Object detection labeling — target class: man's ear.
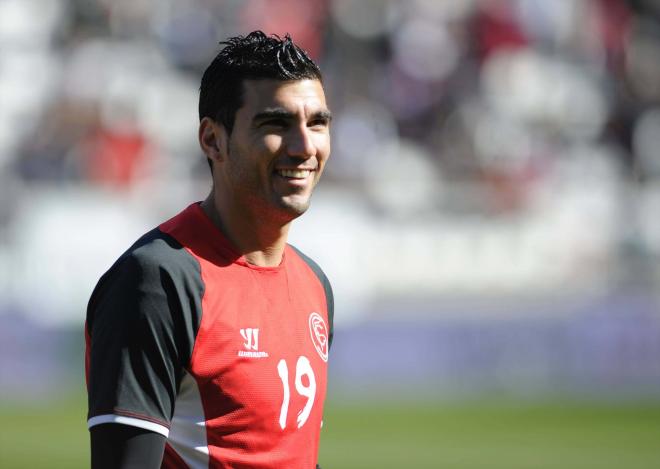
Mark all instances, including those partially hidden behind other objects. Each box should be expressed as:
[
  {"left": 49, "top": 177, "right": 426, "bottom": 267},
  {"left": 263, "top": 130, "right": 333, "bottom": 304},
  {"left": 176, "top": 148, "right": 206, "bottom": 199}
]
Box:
[{"left": 199, "top": 117, "right": 229, "bottom": 166}]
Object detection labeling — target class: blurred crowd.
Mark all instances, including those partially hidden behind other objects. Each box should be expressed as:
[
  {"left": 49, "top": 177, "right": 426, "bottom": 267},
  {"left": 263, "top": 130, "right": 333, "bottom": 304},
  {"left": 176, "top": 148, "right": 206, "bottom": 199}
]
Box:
[
  {"left": 2, "top": 1, "right": 659, "bottom": 196},
  {"left": 1, "top": 0, "right": 660, "bottom": 324}
]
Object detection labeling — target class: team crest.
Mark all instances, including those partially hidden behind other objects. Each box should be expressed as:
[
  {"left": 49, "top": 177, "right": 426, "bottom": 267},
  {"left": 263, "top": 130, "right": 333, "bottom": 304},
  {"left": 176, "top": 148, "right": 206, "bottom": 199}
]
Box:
[{"left": 308, "top": 312, "right": 329, "bottom": 362}]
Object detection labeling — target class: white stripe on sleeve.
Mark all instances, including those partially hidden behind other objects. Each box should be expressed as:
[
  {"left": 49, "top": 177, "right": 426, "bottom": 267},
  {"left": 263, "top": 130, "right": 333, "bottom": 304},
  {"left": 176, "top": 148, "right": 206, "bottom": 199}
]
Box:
[{"left": 87, "top": 414, "right": 170, "bottom": 437}]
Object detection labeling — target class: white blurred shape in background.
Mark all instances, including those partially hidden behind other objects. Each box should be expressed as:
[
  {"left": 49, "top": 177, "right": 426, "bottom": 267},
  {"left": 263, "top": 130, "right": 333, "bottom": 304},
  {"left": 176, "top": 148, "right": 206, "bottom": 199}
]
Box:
[
  {"left": 331, "top": 0, "right": 395, "bottom": 39},
  {"left": 482, "top": 49, "right": 608, "bottom": 140}
]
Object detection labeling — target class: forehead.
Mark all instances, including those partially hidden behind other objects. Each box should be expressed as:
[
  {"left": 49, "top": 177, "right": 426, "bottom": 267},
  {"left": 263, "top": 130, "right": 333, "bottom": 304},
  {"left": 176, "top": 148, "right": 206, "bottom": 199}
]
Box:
[{"left": 240, "top": 79, "right": 327, "bottom": 114}]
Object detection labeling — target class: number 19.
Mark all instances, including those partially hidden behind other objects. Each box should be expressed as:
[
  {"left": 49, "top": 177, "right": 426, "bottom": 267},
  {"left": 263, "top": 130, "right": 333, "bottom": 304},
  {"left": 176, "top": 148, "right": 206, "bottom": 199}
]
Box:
[{"left": 276, "top": 356, "right": 316, "bottom": 429}]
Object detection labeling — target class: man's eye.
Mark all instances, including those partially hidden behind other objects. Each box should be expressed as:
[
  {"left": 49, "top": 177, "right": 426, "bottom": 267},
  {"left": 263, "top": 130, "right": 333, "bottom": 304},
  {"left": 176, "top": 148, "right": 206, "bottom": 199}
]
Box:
[{"left": 309, "top": 119, "right": 329, "bottom": 129}]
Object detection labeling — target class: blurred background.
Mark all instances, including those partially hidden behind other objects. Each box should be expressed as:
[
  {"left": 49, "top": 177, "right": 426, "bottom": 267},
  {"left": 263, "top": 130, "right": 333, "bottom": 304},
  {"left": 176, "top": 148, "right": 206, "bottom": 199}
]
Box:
[{"left": 1, "top": 0, "right": 660, "bottom": 467}]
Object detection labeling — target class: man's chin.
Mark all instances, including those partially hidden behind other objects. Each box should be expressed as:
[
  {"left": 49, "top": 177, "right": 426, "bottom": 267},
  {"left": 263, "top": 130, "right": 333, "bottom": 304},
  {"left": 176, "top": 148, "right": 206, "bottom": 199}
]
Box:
[{"left": 275, "top": 195, "right": 312, "bottom": 219}]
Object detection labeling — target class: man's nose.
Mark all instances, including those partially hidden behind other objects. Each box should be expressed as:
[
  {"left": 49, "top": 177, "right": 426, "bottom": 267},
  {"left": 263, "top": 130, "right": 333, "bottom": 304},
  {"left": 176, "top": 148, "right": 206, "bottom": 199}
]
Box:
[{"left": 286, "top": 125, "right": 316, "bottom": 159}]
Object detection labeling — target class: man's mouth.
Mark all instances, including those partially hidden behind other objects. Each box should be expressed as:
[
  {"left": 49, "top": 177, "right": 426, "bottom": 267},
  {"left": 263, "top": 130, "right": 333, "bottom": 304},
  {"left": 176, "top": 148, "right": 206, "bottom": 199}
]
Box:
[{"left": 276, "top": 169, "right": 313, "bottom": 179}]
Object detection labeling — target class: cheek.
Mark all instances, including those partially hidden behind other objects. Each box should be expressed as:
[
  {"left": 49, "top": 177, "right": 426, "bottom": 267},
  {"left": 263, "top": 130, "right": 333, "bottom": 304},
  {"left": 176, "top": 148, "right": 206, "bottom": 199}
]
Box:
[
  {"left": 315, "top": 135, "right": 331, "bottom": 163},
  {"left": 262, "top": 135, "right": 283, "bottom": 154}
]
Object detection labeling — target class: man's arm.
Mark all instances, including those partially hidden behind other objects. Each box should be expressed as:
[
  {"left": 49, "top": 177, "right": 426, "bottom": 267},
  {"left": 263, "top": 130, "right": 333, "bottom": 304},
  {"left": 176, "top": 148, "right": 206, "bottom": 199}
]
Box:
[
  {"left": 85, "top": 230, "right": 204, "bottom": 464},
  {"left": 91, "top": 424, "right": 166, "bottom": 469}
]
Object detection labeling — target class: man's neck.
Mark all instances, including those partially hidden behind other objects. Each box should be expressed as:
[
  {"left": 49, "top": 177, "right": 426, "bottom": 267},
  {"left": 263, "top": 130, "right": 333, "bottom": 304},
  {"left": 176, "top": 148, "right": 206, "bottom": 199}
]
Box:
[{"left": 200, "top": 195, "right": 290, "bottom": 267}]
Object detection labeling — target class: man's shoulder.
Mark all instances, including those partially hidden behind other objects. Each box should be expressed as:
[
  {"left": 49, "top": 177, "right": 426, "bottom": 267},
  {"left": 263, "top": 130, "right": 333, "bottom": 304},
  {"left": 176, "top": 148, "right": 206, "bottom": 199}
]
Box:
[
  {"left": 287, "top": 244, "right": 330, "bottom": 283},
  {"left": 104, "top": 227, "right": 200, "bottom": 284},
  {"left": 126, "top": 228, "right": 185, "bottom": 263}
]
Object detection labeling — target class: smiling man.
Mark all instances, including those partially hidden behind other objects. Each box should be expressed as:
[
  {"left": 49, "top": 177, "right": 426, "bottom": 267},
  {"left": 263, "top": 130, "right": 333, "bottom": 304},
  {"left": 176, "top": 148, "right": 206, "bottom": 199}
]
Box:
[{"left": 85, "top": 32, "right": 334, "bottom": 469}]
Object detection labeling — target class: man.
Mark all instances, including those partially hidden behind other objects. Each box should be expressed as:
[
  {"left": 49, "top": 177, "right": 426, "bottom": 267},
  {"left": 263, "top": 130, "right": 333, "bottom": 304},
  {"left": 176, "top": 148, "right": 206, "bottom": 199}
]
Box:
[{"left": 85, "top": 31, "right": 334, "bottom": 468}]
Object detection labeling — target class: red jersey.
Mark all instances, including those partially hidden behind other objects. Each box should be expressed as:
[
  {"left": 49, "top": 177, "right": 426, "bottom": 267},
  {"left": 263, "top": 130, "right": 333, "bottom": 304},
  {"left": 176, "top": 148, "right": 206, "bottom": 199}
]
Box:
[{"left": 86, "top": 203, "right": 334, "bottom": 468}]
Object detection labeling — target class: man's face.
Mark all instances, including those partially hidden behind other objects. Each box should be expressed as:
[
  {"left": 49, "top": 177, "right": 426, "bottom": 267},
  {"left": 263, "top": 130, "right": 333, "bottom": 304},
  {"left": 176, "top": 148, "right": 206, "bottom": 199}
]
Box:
[{"left": 219, "top": 78, "right": 331, "bottom": 221}]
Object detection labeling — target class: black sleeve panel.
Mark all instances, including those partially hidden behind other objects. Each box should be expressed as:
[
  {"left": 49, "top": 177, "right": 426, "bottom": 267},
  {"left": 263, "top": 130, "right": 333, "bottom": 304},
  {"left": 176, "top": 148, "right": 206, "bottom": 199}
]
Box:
[
  {"left": 86, "top": 228, "right": 204, "bottom": 427},
  {"left": 289, "top": 245, "right": 334, "bottom": 350},
  {"left": 91, "top": 424, "right": 166, "bottom": 469}
]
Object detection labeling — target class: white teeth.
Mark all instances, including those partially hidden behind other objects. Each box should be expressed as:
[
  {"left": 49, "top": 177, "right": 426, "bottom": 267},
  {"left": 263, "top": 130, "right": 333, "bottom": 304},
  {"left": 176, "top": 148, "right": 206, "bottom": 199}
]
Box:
[{"left": 278, "top": 169, "right": 310, "bottom": 179}]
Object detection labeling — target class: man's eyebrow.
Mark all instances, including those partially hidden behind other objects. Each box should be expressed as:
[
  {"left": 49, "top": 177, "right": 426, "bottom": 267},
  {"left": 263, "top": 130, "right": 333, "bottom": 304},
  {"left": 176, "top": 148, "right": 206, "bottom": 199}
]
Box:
[
  {"left": 252, "top": 108, "right": 294, "bottom": 122},
  {"left": 252, "top": 108, "right": 333, "bottom": 122},
  {"left": 312, "top": 110, "right": 333, "bottom": 122}
]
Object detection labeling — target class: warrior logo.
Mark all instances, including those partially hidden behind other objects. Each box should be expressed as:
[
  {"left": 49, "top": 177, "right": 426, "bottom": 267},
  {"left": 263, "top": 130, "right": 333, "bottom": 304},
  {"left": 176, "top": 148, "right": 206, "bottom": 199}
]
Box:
[
  {"left": 308, "top": 312, "right": 329, "bottom": 362},
  {"left": 238, "top": 328, "right": 268, "bottom": 358},
  {"left": 240, "top": 328, "right": 259, "bottom": 350}
]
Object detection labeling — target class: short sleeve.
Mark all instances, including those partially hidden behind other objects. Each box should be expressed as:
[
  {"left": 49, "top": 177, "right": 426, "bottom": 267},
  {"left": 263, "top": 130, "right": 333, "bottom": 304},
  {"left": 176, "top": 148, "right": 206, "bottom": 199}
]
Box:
[
  {"left": 288, "top": 245, "right": 334, "bottom": 349},
  {"left": 85, "top": 230, "right": 204, "bottom": 436},
  {"left": 321, "top": 273, "right": 334, "bottom": 349}
]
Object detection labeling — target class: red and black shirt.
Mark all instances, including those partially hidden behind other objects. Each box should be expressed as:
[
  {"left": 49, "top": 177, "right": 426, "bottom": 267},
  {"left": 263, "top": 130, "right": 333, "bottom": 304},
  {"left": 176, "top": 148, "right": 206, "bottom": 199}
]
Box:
[{"left": 86, "top": 203, "right": 333, "bottom": 468}]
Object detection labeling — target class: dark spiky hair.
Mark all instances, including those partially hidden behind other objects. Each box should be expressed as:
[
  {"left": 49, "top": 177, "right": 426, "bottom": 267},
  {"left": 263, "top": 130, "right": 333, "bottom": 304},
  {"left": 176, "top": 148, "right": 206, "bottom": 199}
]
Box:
[{"left": 198, "top": 31, "right": 322, "bottom": 133}]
